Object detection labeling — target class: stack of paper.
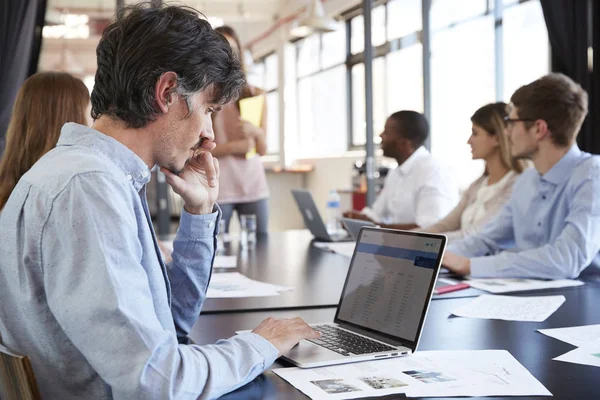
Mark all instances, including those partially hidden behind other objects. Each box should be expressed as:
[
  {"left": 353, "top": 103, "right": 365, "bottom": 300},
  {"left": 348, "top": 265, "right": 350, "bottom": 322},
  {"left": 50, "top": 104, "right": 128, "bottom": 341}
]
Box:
[
  {"left": 451, "top": 294, "right": 565, "bottom": 322},
  {"left": 539, "top": 325, "right": 600, "bottom": 368},
  {"left": 467, "top": 278, "right": 584, "bottom": 293},
  {"left": 206, "top": 272, "right": 293, "bottom": 298},
  {"left": 273, "top": 350, "right": 550, "bottom": 399},
  {"left": 312, "top": 242, "right": 356, "bottom": 258},
  {"left": 214, "top": 255, "right": 237, "bottom": 269}
]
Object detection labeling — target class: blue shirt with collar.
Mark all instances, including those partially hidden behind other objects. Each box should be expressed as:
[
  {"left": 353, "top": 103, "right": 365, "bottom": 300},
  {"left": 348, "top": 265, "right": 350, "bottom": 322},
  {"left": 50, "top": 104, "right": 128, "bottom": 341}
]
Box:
[
  {"left": 0, "top": 123, "right": 278, "bottom": 399},
  {"left": 449, "top": 144, "right": 600, "bottom": 279}
]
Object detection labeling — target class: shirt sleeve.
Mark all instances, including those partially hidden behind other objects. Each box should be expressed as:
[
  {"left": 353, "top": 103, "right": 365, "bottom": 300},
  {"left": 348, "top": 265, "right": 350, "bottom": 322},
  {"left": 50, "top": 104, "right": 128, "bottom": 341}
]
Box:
[
  {"left": 168, "top": 206, "right": 219, "bottom": 342},
  {"left": 423, "top": 185, "right": 471, "bottom": 235},
  {"left": 41, "top": 173, "right": 278, "bottom": 400},
  {"left": 448, "top": 199, "right": 516, "bottom": 259},
  {"left": 362, "top": 174, "right": 393, "bottom": 223},
  {"left": 414, "top": 170, "right": 458, "bottom": 228},
  {"left": 444, "top": 177, "right": 514, "bottom": 241},
  {"left": 468, "top": 165, "right": 600, "bottom": 279}
]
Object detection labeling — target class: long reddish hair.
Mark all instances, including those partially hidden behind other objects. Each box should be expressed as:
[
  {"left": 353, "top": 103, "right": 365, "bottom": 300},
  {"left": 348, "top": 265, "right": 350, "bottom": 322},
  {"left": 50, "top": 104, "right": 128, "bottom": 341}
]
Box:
[{"left": 0, "top": 72, "right": 89, "bottom": 209}]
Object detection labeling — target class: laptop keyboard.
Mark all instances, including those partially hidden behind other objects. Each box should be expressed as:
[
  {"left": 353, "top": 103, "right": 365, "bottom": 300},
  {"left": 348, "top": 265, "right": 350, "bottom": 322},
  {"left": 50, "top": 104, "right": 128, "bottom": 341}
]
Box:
[{"left": 307, "top": 325, "right": 397, "bottom": 356}]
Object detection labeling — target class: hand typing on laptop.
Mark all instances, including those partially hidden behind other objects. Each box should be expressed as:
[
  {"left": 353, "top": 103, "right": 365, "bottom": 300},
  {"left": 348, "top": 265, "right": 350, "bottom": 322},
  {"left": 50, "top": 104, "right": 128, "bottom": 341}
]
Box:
[
  {"left": 442, "top": 251, "right": 471, "bottom": 276},
  {"left": 252, "top": 317, "right": 321, "bottom": 356}
]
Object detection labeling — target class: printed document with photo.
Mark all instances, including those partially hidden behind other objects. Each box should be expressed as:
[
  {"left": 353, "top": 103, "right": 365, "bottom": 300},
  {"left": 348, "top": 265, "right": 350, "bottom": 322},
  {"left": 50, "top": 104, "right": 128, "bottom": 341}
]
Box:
[{"left": 273, "top": 350, "right": 551, "bottom": 399}]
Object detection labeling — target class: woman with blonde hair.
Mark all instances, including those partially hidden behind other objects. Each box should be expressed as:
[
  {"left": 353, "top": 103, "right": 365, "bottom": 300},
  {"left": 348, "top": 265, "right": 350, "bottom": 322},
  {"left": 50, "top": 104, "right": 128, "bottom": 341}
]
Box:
[
  {"left": 0, "top": 71, "right": 90, "bottom": 209},
  {"left": 421, "top": 102, "right": 528, "bottom": 241}
]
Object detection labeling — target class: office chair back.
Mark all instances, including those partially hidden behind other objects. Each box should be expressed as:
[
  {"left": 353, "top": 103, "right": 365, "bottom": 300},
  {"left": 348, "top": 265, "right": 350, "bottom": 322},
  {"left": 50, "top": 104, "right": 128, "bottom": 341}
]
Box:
[{"left": 0, "top": 332, "right": 41, "bottom": 400}]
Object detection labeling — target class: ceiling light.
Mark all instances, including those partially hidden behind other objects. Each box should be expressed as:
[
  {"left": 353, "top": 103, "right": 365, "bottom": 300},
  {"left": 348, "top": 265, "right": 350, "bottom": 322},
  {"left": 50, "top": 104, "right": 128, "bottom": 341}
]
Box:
[{"left": 290, "top": 0, "right": 337, "bottom": 38}]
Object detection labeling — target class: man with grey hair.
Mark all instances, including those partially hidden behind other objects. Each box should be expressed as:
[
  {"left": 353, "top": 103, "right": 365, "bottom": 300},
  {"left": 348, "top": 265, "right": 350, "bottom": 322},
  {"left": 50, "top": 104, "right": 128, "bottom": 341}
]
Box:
[{"left": 0, "top": 3, "right": 318, "bottom": 399}]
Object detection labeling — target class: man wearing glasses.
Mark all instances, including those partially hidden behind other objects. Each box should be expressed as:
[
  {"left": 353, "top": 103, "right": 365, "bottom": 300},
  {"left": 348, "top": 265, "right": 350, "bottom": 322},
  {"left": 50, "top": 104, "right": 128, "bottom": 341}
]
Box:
[{"left": 443, "top": 73, "right": 600, "bottom": 279}]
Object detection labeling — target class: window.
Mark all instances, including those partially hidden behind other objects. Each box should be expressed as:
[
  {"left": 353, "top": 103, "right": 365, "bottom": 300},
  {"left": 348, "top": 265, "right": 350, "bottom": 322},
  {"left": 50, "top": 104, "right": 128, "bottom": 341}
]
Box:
[
  {"left": 321, "top": 21, "right": 346, "bottom": 69},
  {"left": 348, "top": 0, "right": 424, "bottom": 148},
  {"left": 290, "top": 0, "right": 548, "bottom": 171},
  {"left": 431, "top": 15, "right": 496, "bottom": 188},
  {"left": 264, "top": 53, "right": 279, "bottom": 91},
  {"left": 386, "top": 44, "right": 424, "bottom": 116},
  {"left": 295, "top": 23, "right": 348, "bottom": 158},
  {"left": 297, "top": 66, "right": 347, "bottom": 157},
  {"left": 297, "top": 34, "right": 320, "bottom": 78},
  {"left": 247, "top": 53, "right": 280, "bottom": 155},
  {"left": 430, "top": 0, "right": 488, "bottom": 31},
  {"left": 351, "top": 5, "right": 386, "bottom": 54},
  {"left": 387, "top": 0, "right": 422, "bottom": 41},
  {"left": 503, "top": 0, "right": 549, "bottom": 99},
  {"left": 351, "top": 58, "right": 386, "bottom": 146},
  {"left": 427, "top": 0, "right": 548, "bottom": 189}
]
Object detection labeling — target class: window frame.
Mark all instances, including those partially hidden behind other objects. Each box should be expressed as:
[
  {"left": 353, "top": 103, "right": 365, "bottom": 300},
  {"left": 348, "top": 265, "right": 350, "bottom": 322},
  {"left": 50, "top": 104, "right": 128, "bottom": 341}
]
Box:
[
  {"left": 343, "top": 0, "right": 545, "bottom": 149},
  {"left": 250, "top": 52, "right": 280, "bottom": 156}
]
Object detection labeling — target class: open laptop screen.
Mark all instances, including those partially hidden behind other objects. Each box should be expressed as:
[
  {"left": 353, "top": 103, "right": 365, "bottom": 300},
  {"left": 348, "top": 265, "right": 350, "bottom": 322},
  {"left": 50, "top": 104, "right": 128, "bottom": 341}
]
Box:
[{"left": 335, "top": 228, "right": 445, "bottom": 346}]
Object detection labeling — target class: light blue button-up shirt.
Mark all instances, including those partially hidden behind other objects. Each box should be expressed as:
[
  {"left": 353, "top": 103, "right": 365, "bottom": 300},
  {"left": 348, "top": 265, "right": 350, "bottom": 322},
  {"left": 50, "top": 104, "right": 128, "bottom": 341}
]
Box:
[
  {"left": 0, "top": 123, "right": 278, "bottom": 399},
  {"left": 449, "top": 144, "right": 600, "bottom": 279}
]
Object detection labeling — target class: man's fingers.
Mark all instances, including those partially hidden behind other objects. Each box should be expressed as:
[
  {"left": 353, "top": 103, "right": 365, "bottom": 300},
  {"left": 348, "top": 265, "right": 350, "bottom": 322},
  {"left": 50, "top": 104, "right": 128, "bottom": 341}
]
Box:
[
  {"left": 213, "top": 157, "right": 220, "bottom": 180},
  {"left": 288, "top": 318, "right": 320, "bottom": 338},
  {"left": 305, "top": 327, "right": 321, "bottom": 339},
  {"left": 197, "top": 152, "right": 217, "bottom": 187},
  {"left": 160, "top": 167, "right": 187, "bottom": 194},
  {"left": 200, "top": 139, "right": 216, "bottom": 151}
]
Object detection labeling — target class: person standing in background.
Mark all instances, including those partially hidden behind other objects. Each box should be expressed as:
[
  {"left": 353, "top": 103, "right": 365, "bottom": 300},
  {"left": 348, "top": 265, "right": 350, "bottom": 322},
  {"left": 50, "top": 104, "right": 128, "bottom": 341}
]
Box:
[
  {"left": 0, "top": 71, "right": 90, "bottom": 210},
  {"left": 211, "top": 25, "right": 270, "bottom": 233},
  {"left": 420, "top": 102, "right": 528, "bottom": 241}
]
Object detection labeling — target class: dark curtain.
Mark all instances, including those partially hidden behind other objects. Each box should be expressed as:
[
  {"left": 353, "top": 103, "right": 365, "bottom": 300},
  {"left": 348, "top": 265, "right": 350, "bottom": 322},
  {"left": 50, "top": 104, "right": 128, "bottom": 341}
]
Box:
[
  {"left": 541, "top": 0, "right": 599, "bottom": 154},
  {"left": 592, "top": 0, "right": 600, "bottom": 155},
  {"left": 0, "top": 0, "right": 46, "bottom": 157}
]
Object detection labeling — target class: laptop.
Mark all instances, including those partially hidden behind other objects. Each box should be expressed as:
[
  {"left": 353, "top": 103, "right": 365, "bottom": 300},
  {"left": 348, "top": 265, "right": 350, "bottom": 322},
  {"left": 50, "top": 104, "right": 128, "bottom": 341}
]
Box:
[
  {"left": 282, "top": 227, "right": 447, "bottom": 368},
  {"left": 341, "top": 218, "right": 376, "bottom": 240},
  {"left": 292, "top": 189, "right": 351, "bottom": 242}
]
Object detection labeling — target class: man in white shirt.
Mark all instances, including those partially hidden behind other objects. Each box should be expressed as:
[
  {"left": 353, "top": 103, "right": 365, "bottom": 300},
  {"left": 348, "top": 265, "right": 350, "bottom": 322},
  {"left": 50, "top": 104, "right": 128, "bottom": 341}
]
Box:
[{"left": 345, "top": 111, "right": 458, "bottom": 230}]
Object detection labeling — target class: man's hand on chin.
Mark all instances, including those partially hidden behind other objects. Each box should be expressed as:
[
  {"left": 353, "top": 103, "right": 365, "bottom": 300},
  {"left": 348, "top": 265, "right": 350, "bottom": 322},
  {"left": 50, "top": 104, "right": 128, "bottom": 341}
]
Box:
[{"left": 161, "top": 150, "right": 219, "bottom": 215}]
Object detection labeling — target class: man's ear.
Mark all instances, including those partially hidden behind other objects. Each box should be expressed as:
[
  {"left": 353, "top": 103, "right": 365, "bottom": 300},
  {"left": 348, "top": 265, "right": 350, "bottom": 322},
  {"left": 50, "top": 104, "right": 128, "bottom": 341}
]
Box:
[
  {"left": 533, "top": 119, "right": 550, "bottom": 141},
  {"left": 155, "top": 72, "right": 178, "bottom": 113}
]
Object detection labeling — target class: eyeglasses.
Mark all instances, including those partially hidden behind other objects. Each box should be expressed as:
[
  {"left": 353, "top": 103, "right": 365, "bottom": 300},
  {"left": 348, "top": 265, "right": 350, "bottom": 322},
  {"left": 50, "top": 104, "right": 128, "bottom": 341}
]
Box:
[{"left": 503, "top": 116, "right": 536, "bottom": 127}]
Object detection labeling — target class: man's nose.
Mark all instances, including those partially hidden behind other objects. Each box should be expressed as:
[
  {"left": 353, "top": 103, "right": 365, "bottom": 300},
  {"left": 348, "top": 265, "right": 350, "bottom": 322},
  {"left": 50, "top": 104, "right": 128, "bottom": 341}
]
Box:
[{"left": 203, "top": 116, "right": 215, "bottom": 141}]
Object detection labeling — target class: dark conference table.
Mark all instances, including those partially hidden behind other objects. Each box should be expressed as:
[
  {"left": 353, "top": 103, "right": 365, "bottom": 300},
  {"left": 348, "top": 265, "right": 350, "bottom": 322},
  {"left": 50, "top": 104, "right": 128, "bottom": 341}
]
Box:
[
  {"left": 202, "top": 230, "right": 483, "bottom": 313},
  {"left": 190, "top": 283, "right": 600, "bottom": 399},
  {"left": 202, "top": 230, "right": 350, "bottom": 313}
]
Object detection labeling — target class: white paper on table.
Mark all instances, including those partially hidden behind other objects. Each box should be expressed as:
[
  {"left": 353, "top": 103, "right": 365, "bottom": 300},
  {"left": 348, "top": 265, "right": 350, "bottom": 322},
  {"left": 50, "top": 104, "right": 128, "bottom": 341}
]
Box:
[
  {"left": 451, "top": 294, "right": 565, "bottom": 322},
  {"left": 404, "top": 350, "right": 551, "bottom": 397},
  {"left": 467, "top": 278, "right": 584, "bottom": 293},
  {"left": 214, "top": 255, "right": 237, "bottom": 269},
  {"left": 312, "top": 242, "right": 356, "bottom": 258},
  {"left": 272, "top": 350, "right": 550, "bottom": 399},
  {"left": 206, "top": 272, "right": 293, "bottom": 298},
  {"left": 538, "top": 324, "right": 600, "bottom": 347},
  {"left": 273, "top": 357, "right": 422, "bottom": 400},
  {"left": 554, "top": 339, "right": 600, "bottom": 367}
]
